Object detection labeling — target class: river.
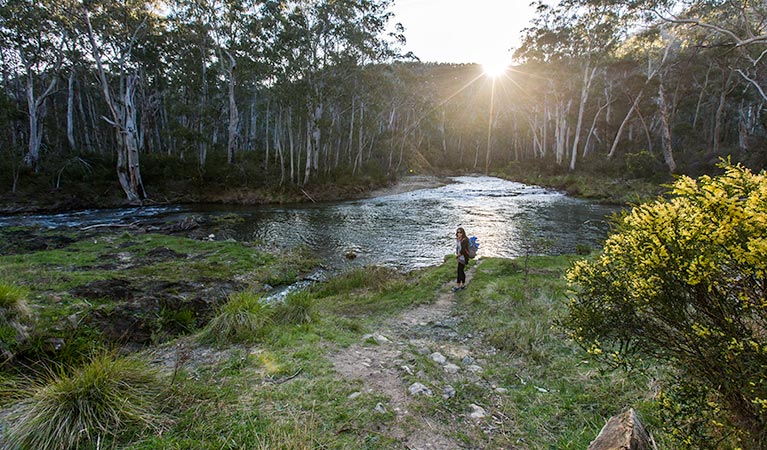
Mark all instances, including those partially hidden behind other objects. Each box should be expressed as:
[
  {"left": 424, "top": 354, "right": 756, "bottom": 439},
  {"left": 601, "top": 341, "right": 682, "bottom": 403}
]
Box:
[{"left": 0, "top": 176, "right": 621, "bottom": 272}]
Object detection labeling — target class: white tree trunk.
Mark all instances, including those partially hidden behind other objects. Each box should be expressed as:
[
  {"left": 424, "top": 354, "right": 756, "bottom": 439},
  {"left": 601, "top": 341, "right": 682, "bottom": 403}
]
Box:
[
  {"left": 21, "top": 48, "right": 58, "bottom": 172},
  {"left": 222, "top": 50, "right": 239, "bottom": 164},
  {"left": 83, "top": 5, "right": 145, "bottom": 202},
  {"left": 570, "top": 65, "right": 597, "bottom": 171},
  {"left": 67, "top": 70, "right": 76, "bottom": 150},
  {"left": 658, "top": 80, "right": 677, "bottom": 173},
  {"left": 607, "top": 92, "right": 643, "bottom": 159}
]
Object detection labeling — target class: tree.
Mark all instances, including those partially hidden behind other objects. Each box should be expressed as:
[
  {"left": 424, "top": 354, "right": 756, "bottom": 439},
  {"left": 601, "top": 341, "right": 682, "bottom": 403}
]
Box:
[
  {"left": 564, "top": 163, "right": 767, "bottom": 448},
  {"left": 646, "top": 0, "right": 767, "bottom": 102},
  {"left": 79, "top": 0, "right": 164, "bottom": 203},
  {"left": 0, "top": 0, "right": 65, "bottom": 172}
]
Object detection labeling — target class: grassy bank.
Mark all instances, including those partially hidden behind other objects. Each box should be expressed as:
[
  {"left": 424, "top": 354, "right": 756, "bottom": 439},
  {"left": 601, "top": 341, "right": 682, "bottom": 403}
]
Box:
[
  {"left": 494, "top": 161, "right": 668, "bottom": 205},
  {"left": 0, "top": 227, "right": 667, "bottom": 448}
]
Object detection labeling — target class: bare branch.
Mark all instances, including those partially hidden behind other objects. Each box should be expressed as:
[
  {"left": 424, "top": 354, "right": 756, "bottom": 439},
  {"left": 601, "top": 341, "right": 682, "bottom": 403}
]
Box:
[{"left": 736, "top": 69, "right": 767, "bottom": 102}]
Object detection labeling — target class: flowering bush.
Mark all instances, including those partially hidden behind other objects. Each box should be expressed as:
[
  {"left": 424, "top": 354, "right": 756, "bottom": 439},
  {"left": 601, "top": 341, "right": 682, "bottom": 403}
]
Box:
[{"left": 564, "top": 163, "right": 767, "bottom": 449}]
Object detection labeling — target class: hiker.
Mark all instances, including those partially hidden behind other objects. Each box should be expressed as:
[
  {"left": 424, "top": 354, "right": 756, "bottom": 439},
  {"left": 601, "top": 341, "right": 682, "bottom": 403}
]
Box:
[{"left": 453, "top": 227, "right": 470, "bottom": 291}]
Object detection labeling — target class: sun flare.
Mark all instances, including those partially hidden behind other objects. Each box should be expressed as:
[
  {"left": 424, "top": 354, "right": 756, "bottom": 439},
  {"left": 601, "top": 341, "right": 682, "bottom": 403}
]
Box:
[{"left": 482, "top": 60, "right": 508, "bottom": 78}]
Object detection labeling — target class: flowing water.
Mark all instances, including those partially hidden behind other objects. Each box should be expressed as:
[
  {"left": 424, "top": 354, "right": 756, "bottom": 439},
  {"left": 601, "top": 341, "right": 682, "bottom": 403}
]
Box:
[{"left": 0, "top": 176, "right": 621, "bottom": 272}]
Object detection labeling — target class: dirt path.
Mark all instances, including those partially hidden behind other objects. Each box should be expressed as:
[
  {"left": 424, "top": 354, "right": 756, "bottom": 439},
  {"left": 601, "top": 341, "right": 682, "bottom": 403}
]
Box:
[{"left": 330, "top": 263, "right": 484, "bottom": 449}]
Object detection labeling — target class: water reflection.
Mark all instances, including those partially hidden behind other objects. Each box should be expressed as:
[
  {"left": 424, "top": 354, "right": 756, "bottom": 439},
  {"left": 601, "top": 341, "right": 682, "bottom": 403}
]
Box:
[{"left": 0, "top": 176, "right": 622, "bottom": 271}]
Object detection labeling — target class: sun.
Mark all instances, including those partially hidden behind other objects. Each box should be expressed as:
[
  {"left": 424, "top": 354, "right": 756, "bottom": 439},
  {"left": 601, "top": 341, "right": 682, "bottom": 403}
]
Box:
[{"left": 482, "top": 60, "right": 508, "bottom": 78}]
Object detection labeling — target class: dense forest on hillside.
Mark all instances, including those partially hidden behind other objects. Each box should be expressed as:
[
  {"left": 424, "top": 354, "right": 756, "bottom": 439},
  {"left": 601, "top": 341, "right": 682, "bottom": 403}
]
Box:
[{"left": 0, "top": 0, "right": 765, "bottom": 207}]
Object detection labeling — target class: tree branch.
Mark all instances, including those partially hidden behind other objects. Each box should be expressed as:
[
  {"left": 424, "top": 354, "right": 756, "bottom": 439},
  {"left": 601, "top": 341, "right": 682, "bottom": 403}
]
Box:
[{"left": 736, "top": 69, "right": 767, "bottom": 102}]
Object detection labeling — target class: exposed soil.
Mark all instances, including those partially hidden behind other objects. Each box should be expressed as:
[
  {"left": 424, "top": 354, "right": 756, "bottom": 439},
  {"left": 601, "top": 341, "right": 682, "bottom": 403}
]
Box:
[
  {"left": 329, "top": 262, "right": 486, "bottom": 449},
  {"left": 70, "top": 277, "right": 242, "bottom": 345}
]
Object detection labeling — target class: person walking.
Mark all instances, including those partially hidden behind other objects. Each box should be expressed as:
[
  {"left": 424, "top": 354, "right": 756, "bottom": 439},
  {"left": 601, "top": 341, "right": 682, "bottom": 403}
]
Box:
[{"left": 453, "top": 227, "right": 470, "bottom": 292}]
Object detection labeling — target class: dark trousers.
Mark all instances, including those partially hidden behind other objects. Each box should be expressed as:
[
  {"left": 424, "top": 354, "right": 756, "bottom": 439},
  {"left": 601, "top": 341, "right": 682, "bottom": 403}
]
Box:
[{"left": 457, "top": 262, "right": 466, "bottom": 284}]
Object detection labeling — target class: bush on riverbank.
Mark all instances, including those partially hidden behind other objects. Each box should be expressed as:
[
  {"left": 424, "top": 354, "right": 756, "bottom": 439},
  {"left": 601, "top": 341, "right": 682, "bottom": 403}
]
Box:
[{"left": 564, "top": 163, "right": 767, "bottom": 449}]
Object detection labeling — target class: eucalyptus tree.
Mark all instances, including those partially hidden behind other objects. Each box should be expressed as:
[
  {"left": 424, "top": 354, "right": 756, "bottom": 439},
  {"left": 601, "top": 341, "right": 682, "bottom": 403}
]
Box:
[
  {"left": 516, "top": 0, "right": 625, "bottom": 171},
  {"left": 79, "top": 0, "right": 165, "bottom": 203},
  {"left": 166, "top": 0, "right": 223, "bottom": 167},
  {"left": 206, "top": 0, "right": 268, "bottom": 165},
  {"left": 629, "top": 0, "right": 767, "bottom": 102},
  {"left": 0, "top": 0, "right": 66, "bottom": 172},
  {"left": 267, "top": 0, "right": 399, "bottom": 185}
]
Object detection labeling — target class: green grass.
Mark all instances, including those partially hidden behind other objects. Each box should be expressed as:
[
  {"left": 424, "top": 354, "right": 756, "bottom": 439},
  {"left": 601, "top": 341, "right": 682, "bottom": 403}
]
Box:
[
  {"left": 0, "top": 228, "right": 321, "bottom": 371},
  {"left": 199, "top": 291, "right": 274, "bottom": 345},
  {"left": 0, "top": 283, "right": 30, "bottom": 315},
  {"left": 0, "top": 229, "right": 669, "bottom": 448},
  {"left": 5, "top": 353, "right": 163, "bottom": 450},
  {"left": 441, "top": 257, "right": 661, "bottom": 448}
]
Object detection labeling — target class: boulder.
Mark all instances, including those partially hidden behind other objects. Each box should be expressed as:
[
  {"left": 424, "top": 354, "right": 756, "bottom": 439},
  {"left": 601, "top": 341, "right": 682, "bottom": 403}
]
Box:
[{"left": 588, "top": 408, "right": 653, "bottom": 450}]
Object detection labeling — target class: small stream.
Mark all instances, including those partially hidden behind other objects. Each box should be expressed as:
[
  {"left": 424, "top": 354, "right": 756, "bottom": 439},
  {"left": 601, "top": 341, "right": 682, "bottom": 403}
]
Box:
[{"left": 0, "top": 176, "right": 621, "bottom": 272}]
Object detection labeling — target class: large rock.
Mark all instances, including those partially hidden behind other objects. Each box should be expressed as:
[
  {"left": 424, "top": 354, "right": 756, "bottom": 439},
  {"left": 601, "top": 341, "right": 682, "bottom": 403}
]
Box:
[{"left": 588, "top": 408, "right": 654, "bottom": 450}]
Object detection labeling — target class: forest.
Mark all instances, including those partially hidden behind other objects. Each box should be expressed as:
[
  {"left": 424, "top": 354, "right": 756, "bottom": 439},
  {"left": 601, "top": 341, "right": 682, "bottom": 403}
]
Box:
[{"left": 1, "top": 0, "right": 765, "bottom": 208}]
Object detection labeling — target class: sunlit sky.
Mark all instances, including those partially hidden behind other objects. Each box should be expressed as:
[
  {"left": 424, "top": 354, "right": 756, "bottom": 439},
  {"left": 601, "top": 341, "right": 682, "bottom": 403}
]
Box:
[{"left": 389, "top": 0, "right": 538, "bottom": 65}]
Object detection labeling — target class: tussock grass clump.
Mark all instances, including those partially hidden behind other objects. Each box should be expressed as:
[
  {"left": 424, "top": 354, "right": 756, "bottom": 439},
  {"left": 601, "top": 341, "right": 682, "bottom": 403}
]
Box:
[
  {"left": 0, "top": 282, "right": 30, "bottom": 318},
  {"left": 274, "top": 291, "right": 315, "bottom": 325},
  {"left": 6, "top": 353, "right": 163, "bottom": 450},
  {"left": 199, "top": 291, "right": 273, "bottom": 345},
  {"left": 0, "top": 282, "right": 31, "bottom": 363}
]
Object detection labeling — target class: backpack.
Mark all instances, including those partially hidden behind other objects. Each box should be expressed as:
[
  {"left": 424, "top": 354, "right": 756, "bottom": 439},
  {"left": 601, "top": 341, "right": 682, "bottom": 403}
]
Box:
[{"left": 467, "top": 236, "right": 479, "bottom": 259}]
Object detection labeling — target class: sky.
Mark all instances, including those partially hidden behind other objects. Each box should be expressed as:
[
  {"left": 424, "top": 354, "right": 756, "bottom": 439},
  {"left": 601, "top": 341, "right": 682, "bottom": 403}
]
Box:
[{"left": 389, "top": 0, "right": 539, "bottom": 65}]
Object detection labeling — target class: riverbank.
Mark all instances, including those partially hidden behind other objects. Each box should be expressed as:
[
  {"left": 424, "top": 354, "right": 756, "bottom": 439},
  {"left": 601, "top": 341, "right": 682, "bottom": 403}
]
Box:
[
  {"left": 0, "top": 225, "right": 666, "bottom": 449},
  {"left": 493, "top": 167, "right": 666, "bottom": 205},
  {"left": 0, "top": 164, "right": 656, "bottom": 216},
  {"left": 0, "top": 173, "right": 405, "bottom": 215}
]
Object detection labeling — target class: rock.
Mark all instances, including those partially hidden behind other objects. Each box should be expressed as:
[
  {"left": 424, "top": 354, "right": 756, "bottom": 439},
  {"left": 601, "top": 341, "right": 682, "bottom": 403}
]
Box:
[
  {"left": 416, "top": 346, "right": 431, "bottom": 355},
  {"left": 466, "top": 364, "right": 483, "bottom": 373},
  {"left": 408, "top": 382, "right": 433, "bottom": 396},
  {"left": 588, "top": 408, "right": 653, "bottom": 450},
  {"left": 469, "top": 404, "right": 487, "bottom": 419},
  {"left": 461, "top": 356, "right": 475, "bottom": 365},
  {"left": 495, "top": 387, "right": 508, "bottom": 394},
  {"left": 373, "top": 402, "right": 387, "bottom": 414},
  {"left": 347, "top": 392, "right": 362, "bottom": 400},
  {"left": 444, "top": 363, "right": 460, "bottom": 374},
  {"left": 430, "top": 352, "right": 447, "bottom": 364},
  {"left": 442, "top": 385, "right": 456, "bottom": 399},
  {"left": 363, "top": 333, "right": 391, "bottom": 345}
]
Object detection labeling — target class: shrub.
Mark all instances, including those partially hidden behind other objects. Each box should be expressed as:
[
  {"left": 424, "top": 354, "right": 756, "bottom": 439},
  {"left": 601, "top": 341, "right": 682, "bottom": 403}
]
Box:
[
  {"left": 625, "top": 150, "right": 661, "bottom": 180},
  {"left": 5, "top": 353, "right": 163, "bottom": 450},
  {"left": 199, "top": 291, "right": 273, "bottom": 345},
  {"left": 563, "top": 163, "right": 767, "bottom": 449}
]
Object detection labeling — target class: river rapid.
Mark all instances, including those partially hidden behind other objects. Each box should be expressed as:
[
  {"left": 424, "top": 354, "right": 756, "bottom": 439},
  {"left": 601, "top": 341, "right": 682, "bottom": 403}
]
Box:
[{"left": 0, "top": 176, "right": 621, "bottom": 272}]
